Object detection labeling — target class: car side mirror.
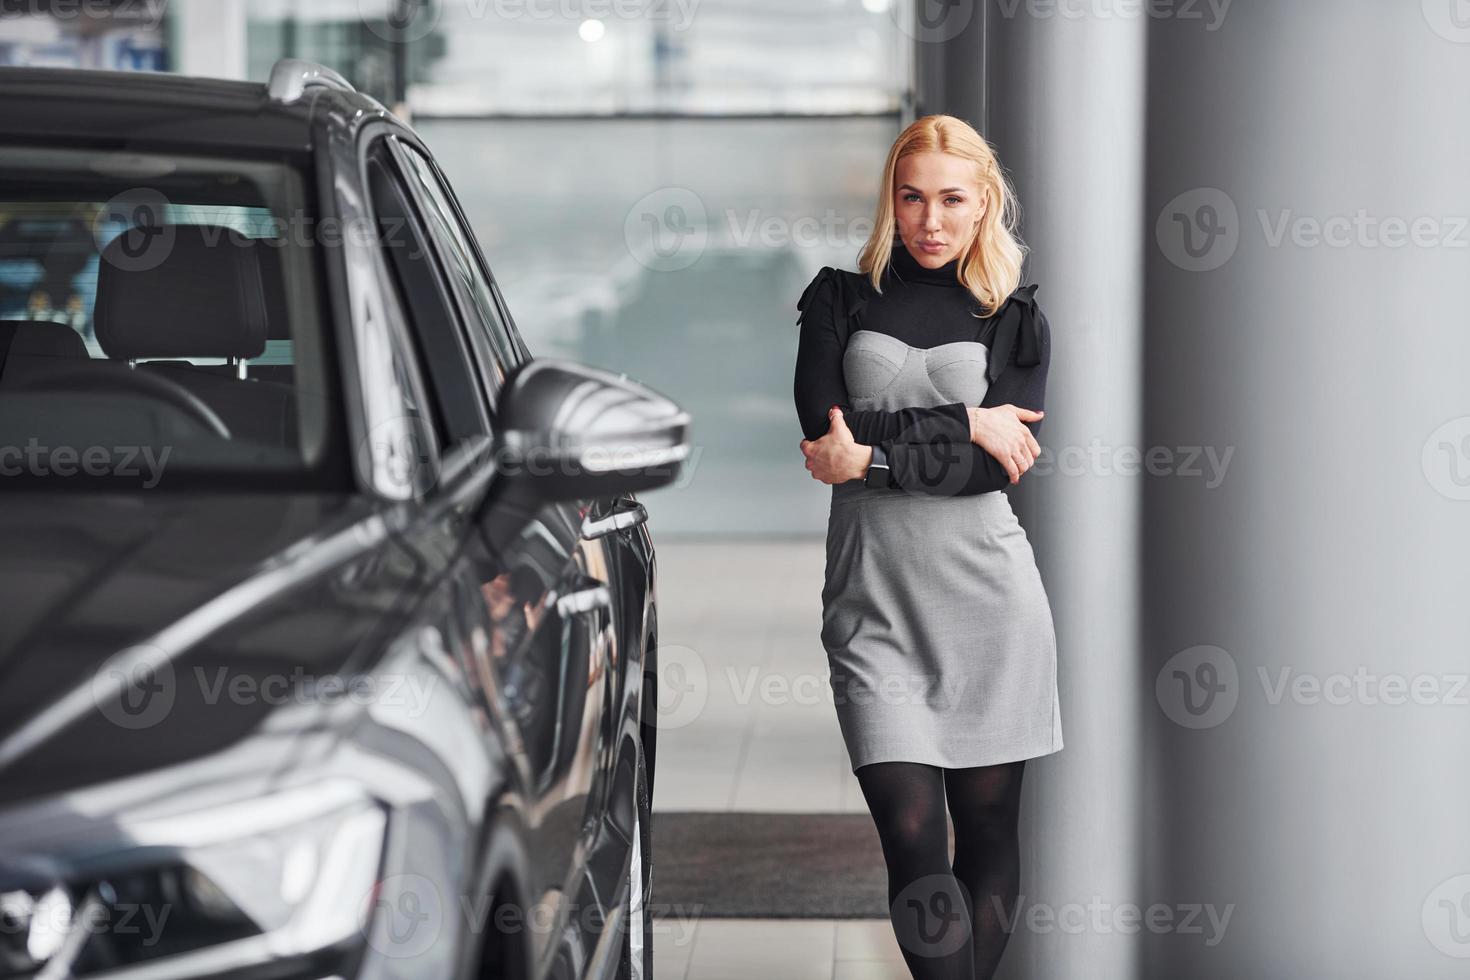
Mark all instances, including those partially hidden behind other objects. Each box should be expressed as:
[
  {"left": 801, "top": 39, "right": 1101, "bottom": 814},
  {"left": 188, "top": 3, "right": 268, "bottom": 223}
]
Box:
[{"left": 492, "top": 358, "right": 691, "bottom": 502}]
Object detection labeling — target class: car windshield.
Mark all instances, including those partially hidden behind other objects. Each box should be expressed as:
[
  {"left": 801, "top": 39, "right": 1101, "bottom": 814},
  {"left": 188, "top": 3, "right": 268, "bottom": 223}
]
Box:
[{"left": 0, "top": 145, "right": 347, "bottom": 490}]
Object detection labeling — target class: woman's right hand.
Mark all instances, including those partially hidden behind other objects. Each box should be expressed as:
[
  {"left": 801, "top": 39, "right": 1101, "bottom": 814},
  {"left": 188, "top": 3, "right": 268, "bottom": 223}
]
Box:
[{"left": 967, "top": 405, "right": 1045, "bottom": 484}]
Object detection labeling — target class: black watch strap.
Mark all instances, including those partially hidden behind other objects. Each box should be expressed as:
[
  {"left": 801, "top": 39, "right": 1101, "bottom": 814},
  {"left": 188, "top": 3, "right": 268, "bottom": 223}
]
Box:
[{"left": 865, "top": 442, "right": 894, "bottom": 488}]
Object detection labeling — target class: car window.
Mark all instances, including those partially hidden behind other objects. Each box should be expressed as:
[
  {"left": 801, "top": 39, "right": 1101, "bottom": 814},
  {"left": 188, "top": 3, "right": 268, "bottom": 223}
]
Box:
[
  {"left": 365, "top": 146, "right": 489, "bottom": 454},
  {"left": 486, "top": 274, "right": 534, "bottom": 362},
  {"left": 388, "top": 141, "right": 521, "bottom": 385},
  {"left": 0, "top": 145, "right": 347, "bottom": 490}
]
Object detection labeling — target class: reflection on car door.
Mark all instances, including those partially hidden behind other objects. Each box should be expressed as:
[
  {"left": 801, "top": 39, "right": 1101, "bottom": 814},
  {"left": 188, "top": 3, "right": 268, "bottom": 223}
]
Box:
[
  {"left": 380, "top": 136, "right": 618, "bottom": 924},
  {"left": 479, "top": 503, "right": 611, "bottom": 903}
]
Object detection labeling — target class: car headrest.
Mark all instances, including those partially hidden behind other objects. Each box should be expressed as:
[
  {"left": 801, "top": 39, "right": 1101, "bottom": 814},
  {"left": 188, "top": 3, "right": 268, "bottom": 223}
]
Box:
[
  {"left": 94, "top": 224, "right": 269, "bottom": 361},
  {"left": 0, "top": 319, "right": 90, "bottom": 361}
]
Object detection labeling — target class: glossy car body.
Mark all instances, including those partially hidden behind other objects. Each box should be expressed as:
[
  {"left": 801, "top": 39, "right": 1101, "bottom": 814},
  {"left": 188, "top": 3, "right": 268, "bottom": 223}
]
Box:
[{"left": 0, "top": 61, "right": 687, "bottom": 980}]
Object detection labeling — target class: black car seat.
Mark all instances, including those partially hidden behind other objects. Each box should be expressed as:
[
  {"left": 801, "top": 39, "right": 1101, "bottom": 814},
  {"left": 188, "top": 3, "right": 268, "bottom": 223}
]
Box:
[
  {"left": 0, "top": 319, "right": 90, "bottom": 386},
  {"left": 94, "top": 224, "right": 298, "bottom": 449}
]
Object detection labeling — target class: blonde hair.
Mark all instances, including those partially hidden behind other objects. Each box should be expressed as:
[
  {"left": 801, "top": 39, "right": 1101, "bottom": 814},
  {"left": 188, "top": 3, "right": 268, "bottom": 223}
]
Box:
[{"left": 857, "top": 114, "right": 1027, "bottom": 317}]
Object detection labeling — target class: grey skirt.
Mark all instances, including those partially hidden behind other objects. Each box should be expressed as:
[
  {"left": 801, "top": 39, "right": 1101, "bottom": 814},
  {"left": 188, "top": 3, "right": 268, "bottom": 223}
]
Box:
[{"left": 821, "top": 482, "right": 1063, "bottom": 771}]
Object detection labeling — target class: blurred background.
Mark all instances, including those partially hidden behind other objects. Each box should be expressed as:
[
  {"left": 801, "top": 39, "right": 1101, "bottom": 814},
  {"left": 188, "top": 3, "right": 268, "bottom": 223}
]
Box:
[
  {"left": 0, "top": 0, "right": 910, "bottom": 533},
  {"left": 3, "top": 2, "right": 1469, "bottom": 978}
]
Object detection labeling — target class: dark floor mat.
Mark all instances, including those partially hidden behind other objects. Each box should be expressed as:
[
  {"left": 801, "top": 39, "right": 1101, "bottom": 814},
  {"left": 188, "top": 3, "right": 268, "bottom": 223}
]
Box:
[{"left": 648, "top": 811, "right": 914, "bottom": 919}]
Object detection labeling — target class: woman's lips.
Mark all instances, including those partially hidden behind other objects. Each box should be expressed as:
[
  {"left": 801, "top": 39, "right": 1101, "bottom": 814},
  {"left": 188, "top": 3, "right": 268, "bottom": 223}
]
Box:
[{"left": 918, "top": 241, "right": 946, "bottom": 254}]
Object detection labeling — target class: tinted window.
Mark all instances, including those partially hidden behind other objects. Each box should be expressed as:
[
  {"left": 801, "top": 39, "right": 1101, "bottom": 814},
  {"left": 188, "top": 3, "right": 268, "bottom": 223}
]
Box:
[
  {"left": 390, "top": 142, "right": 521, "bottom": 385},
  {"left": 0, "top": 145, "right": 345, "bottom": 490},
  {"left": 365, "top": 147, "right": 488, "bottom": 452}
]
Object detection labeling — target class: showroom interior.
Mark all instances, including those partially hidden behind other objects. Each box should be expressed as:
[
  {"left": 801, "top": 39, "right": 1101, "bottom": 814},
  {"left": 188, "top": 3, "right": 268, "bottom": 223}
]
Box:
[{"left": 2, "top": 2, "right": 1468, "bottom": 979}]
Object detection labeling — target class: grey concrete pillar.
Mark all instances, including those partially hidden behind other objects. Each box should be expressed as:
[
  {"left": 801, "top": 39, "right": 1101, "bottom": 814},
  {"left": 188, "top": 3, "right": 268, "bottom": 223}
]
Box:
[
  {"left": 1142, "top": 1, "right": 1470, "bottom": 976},
  {"left": 920, "top": 0, "right": 1470, "bottom": 976},
  {"left": 174, "top": 0, "right": 249, "bottom": 80},
  {"left": 912, "top": 2, "right": 1148, "bottom": 978}
]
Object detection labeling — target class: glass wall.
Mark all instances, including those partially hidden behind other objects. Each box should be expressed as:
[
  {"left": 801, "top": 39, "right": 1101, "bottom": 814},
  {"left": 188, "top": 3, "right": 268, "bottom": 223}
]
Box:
[
  {"left": 418, "top": 115, "right": 899, "bottom": 534},
  {"left": 0, "top": 0, "right": 167, "bottom": 70},
  {"left": 405, "top": 0, "right": 906, "bottom": 115}
]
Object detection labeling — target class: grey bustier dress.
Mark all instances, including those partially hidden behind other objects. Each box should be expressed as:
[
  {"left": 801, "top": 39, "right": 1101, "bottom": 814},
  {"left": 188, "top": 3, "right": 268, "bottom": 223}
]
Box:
[{"left": 821, "top": 329, "right": 1064, "bottom": 771}]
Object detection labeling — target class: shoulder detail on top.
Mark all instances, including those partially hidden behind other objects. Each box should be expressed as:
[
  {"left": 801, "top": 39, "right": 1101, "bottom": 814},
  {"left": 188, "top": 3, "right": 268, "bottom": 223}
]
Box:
[
  {"left": 986, "top": 282, "right": 1047, "bottom": 383},
  {"left": 796, "top": 266, "right": 873, "bottom": 328}
]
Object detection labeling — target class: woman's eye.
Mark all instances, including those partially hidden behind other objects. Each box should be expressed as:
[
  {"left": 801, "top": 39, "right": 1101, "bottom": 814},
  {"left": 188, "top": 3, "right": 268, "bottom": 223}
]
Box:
[
  {"left": 903, "top": 193, "right": 921, "bottom": 203},
  {"left": 945, "top": 196, "right": 963, "bottom": 205}
]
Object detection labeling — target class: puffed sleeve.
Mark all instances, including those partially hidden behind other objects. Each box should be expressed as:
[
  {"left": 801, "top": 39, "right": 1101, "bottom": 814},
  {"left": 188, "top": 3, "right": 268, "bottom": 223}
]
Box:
[
  {"left": 793, "top": 266, "right": 973, "bottom": 445},
  {"left": 880, "top": 291, "right": 1052, "bottom": 496}
]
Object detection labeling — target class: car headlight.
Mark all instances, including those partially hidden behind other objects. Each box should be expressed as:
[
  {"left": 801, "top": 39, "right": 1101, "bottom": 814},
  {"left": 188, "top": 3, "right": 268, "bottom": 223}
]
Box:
[{"left": 0, "top": 779, "right": 386, "bottom": 979}]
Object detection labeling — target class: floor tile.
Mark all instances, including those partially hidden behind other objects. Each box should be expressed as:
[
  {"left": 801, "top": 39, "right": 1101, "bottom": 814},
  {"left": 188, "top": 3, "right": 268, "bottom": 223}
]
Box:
[{"left": 682, "top": 919, "right": 836, "bottom": 980}]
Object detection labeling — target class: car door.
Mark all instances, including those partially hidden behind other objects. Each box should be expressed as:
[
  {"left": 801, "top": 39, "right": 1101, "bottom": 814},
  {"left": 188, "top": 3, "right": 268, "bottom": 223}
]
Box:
[
  {"left": 399, "top": 148, "right": 648, "bottom": 924},
  {"left": 378, "top": 136, "right": 619, "bottom": 929}
]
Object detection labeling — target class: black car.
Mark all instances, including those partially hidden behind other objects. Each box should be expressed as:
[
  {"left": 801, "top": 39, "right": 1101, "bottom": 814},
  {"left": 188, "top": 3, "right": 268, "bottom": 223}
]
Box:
[{"left": 0, "top": 60, "right": 689, "bottom": 980}]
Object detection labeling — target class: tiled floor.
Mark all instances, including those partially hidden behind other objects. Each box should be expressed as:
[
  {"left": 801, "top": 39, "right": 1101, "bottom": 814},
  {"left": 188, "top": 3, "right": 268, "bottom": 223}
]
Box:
[
  {"left": 647, "top": 539, "right": 902, "bottom": 979},
  {"left": 649, "top": 538, "right": 870, "bottom": 814},
  {"left": 654, "top": 920, "right": 908, "bottom": 980}
]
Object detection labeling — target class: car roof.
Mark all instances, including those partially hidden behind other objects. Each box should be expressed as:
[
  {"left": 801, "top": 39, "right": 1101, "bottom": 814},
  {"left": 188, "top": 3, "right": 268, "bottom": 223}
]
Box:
[{"left": 0, "top": 66, "right": 384, "bottom": 155}]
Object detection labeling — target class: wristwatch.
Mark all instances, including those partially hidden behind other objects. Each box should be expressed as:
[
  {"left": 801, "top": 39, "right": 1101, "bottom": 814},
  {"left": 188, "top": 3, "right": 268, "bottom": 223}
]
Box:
[{"left": 864, "top": 442, "right": 895, "bottom": 489}]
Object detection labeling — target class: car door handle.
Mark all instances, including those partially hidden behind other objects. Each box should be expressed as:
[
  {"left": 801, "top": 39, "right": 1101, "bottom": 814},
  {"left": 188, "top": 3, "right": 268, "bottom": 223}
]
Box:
[
  {"left": 582, "top": 497, "right": 648, "bottom": 539},
  {"left": 555, "top": 580, "right": 611, "bottom": 616}
]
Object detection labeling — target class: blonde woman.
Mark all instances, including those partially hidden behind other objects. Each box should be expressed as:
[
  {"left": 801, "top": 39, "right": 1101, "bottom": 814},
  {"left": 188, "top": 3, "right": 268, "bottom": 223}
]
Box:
[{"left": 794, "top": 114, "right": 1062, "bottom": 980}]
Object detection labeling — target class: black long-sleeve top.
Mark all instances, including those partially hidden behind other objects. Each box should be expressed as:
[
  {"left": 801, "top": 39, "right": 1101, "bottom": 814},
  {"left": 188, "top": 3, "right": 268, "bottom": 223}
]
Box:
[{"left": 794, "top": 241, "right": 1052, "bottom": 496}]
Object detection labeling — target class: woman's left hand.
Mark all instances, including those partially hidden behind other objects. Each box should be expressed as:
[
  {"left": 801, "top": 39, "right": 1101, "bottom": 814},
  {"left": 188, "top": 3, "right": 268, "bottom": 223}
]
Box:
[{"left": 800, "top": 407, "right": 872, "bottom": 485}]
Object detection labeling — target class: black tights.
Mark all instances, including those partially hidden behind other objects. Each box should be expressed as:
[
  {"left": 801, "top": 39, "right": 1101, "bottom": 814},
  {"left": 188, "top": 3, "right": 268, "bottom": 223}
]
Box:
[{"left": 855, "top": 760, "right": 1026, "bottom": 980}]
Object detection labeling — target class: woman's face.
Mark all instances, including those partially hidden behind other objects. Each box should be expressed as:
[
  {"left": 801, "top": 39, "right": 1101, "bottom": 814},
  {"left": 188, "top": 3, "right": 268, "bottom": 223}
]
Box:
[{"left": 892, "top": 151, "right": 987, "bottom": 268}]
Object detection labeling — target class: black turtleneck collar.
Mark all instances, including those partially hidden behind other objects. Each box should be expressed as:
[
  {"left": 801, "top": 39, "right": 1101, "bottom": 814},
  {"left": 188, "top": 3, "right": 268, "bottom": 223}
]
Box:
[{"left": 888, "top": 238, "right": 962, "bottom": 286}]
